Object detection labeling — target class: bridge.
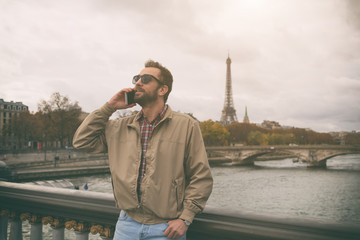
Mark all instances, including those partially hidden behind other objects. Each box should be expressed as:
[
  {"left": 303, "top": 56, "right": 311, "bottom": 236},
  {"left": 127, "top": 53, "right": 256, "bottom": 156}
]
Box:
[
  {"left": 2, "top": 145, "right": 360, "bottom": 182},
  {"left": 1, "top": 181, "right": 359, "bottom": 240},
  {"left": 207, "top": 145, "right": 360, "bottom": 167}
]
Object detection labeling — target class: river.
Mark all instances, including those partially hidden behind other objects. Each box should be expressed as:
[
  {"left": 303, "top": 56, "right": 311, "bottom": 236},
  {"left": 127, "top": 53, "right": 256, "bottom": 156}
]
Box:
[{"left": 21, "top": 154, "right": 360, "bottom": 239}]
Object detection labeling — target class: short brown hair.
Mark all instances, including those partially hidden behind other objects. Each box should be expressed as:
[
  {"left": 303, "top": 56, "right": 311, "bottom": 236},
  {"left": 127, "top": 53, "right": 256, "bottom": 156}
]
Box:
[{"left": 144, "top": 60, "right": 173, "bottom": 102}]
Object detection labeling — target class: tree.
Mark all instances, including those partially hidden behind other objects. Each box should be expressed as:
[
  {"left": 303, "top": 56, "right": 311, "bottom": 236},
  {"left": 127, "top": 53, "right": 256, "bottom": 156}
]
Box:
[
  {"left": 226, "top": 122, "right": 267, "bottom": 145},
  {"left": 345, "top": 132, "right": 360, "bottom": 145},
  {"left": 268, "top": 133, "right": 294, "bottom": 145},
  {"left": 200, "top": 120, "right": 230, "bottom": 146},
  {"left": 247, "top": 131, "right": 268, "bottom": 146},
  {"left": 10, "top": 111, "right": 41, "bottom": 150},
  {"left": 1, "top": 111, "right": 41, "bottom": 151},
  {"left": 37, "top": 92, "right": 82, "bottom": 148}
]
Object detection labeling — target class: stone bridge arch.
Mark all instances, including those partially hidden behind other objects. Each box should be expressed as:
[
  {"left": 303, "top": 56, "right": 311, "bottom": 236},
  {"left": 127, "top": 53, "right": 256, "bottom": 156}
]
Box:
[{"left": 206, "top": 146, "right": 360, "bottom": 167}]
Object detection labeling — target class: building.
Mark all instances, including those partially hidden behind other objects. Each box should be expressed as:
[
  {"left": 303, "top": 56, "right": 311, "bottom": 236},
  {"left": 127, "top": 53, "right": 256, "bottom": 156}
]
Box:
[
  {"left": 243, "top": 106, "right": 250, "bottom": 123},
  {"left": 0, "top": 99, "right": 29, "bottom": 151},
  {"left": 261, "top": 120, "right": 281, "bottom": 130}
]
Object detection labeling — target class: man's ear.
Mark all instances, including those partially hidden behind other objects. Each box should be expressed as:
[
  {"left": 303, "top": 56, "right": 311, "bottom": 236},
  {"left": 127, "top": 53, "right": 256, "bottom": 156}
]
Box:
[{"left": 158, "top": 85, "right": 169, "bottom": 97}]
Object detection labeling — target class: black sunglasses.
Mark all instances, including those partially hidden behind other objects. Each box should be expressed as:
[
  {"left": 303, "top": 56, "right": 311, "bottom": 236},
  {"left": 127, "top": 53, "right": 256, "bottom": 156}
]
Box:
[{"left": 132, "top": 74, "right": 163, "bottom": 85}]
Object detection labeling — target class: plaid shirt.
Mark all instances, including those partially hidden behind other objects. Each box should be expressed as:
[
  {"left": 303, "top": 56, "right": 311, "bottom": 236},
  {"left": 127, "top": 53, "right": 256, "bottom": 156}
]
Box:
[{"left": 137, "top": 104, "right": 168, "bottom": 200}]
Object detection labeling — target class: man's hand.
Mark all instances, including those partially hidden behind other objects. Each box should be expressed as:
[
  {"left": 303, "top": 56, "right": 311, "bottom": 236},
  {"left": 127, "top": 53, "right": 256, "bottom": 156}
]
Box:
[
  {"left": 107, "top": 88, "right": 136, "bottom": 110},
  {"left": 164, "top": 219, "right": 188, "bottom": 239}
]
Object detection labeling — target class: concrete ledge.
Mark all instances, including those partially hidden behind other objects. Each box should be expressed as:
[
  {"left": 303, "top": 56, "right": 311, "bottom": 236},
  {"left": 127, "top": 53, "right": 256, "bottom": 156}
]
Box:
[{"left": 12, "top": 166, "right": 110, "bottom": 182}]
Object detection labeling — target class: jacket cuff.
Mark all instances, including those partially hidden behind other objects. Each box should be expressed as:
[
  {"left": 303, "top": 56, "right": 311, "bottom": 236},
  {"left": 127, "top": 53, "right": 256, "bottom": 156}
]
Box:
[
  {"left": 179, "top": 208, "right": 196, "bottom": 223},
  {"left": 102, "top": 102, "right": 117, "bottom": 116}
]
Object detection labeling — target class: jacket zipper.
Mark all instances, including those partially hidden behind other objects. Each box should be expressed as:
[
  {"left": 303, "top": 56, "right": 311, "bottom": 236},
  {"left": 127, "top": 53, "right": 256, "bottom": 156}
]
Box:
[
  {"left": 129, "top": 124, "right": 142, "bottom": 206},
  {"left": 174, "top": 180, "right": 179, "bottom": 209}
]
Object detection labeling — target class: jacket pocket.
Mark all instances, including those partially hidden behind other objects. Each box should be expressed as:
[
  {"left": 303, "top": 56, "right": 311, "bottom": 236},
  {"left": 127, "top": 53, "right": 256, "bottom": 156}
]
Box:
[{"left": 173, "top": 178, "right": 185, "bottom": 211}]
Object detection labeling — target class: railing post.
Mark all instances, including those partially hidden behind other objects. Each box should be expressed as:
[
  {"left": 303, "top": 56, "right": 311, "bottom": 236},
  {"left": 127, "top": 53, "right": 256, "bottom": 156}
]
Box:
[
  {"left": 65, "top": 220, "right": 90, "bottom": 240},
  {"left": 30, "top": 222, "right": 43, "bottom": 240},
  {"left": 20, "top": 213, "right": 43, "bottom": 240},
  {"left": 75, "top": 231, "right": 89, "bottom": 240},
  {"left": 42, "top": 216, "right": 65, "bottom": 240},
  {"left": 0, "top": 215, "right": 8, "bottom": 240},
  {"left": 52, "top": 226, "right": 65, "bottom": 240},
  {"left": 9, "top": 216, "right": 22, "bottom": 240},
  {"left": 90, "top": 224, "right": 114, "bottom": 240}
]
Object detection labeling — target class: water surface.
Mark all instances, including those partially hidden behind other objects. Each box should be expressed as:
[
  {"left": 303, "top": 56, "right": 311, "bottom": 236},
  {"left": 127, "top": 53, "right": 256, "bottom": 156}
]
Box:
[{"left": 20, "top": 154, "right": 360, "bottom": 239}]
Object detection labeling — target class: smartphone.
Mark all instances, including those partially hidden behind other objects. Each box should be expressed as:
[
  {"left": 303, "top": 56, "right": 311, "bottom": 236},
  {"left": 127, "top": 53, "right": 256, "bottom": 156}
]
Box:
[{"left": 125, "top": 90, "right": 136, "bottom": 105}]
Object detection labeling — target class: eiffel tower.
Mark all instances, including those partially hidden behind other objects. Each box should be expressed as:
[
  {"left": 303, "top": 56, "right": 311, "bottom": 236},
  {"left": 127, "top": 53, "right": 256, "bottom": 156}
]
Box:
[{"left": 220, "top": 54, "right": 238, "bottom": 125}]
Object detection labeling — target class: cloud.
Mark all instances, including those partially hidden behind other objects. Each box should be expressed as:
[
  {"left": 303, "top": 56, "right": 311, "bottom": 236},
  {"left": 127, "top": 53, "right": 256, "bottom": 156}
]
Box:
[
  {"left": 345, "top": 0, "right": 360, "bottom": 31},
  {"left": 0, "top": 0, "right": 359, "bottom": 132}
]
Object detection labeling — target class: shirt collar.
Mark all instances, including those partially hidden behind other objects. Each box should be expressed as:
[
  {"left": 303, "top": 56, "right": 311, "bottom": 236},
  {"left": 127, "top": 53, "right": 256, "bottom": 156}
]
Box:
[{"left": 137, "top": 104, "right": 168, "bottom": 123}]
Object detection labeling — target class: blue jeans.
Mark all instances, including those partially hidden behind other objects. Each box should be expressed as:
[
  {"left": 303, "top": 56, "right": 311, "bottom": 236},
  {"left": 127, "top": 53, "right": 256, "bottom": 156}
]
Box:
[{"left": 114, "top": 210, "right": 186, "bottom": 240}]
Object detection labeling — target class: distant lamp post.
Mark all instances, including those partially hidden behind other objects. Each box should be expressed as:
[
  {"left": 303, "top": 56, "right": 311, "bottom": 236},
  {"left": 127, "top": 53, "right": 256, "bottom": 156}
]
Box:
[{"left": 41, "top": 134, "right": 47, "bottom": 161}]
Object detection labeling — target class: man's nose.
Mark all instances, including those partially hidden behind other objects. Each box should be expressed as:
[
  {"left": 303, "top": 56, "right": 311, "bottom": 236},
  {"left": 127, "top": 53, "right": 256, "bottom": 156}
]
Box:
[{"left": 135, "top": 78, "right": 143, "bottom": 86}]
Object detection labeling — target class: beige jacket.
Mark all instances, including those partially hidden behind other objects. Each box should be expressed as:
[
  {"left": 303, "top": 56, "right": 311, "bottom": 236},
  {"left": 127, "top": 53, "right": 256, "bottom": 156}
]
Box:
[{"left": 73, "top": 103, "right": 213, "bottom": 224}]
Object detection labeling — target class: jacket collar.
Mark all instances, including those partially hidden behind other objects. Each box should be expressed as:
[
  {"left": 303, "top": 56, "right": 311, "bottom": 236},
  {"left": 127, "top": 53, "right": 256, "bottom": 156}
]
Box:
[
  {"left": 136, "top": 104, "right": 168, "bottom": 123},
  {"left": 128, "top": 105, "right": 173, "bottom": 130}
]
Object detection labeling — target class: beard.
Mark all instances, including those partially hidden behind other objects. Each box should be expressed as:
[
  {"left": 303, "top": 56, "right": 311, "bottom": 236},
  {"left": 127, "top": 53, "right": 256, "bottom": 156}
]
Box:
[{"left": 134, "top": 88, "right": 159, "bottom": 106}]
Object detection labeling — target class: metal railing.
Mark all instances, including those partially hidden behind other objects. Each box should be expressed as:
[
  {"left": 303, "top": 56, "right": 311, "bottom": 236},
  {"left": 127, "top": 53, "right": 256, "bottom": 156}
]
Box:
[{"left": 0, "top": 181, "right": 359, "bottom": 240}]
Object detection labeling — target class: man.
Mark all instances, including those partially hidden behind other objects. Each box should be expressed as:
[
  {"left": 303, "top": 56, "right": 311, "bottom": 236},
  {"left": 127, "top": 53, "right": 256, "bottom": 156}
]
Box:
[{"left": 73, "top": 60, "right": 213, "bottom": 239}]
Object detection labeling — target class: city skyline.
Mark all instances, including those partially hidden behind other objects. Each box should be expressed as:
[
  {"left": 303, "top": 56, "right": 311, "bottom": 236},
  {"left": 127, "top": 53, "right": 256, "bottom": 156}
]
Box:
[{"left": 1, "top": 0, "right": 359, "bottom": 132}]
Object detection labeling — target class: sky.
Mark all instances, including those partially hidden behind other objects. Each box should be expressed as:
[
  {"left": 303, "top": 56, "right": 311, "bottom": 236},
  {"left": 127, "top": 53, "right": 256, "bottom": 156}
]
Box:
[{"left": 1, "top": 0, "right": 360, "bottom": 133}]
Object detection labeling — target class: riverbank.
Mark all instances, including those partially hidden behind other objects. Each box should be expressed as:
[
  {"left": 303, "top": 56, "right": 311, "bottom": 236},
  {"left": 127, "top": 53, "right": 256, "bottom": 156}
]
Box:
[
  {"left": 3, "top": 150, "right": 107, "bottom": 169},
  {"left": 1, "top": 150, "right": 109, "bottom": 182},
  {"left": 13, "top": 165, "right": 110, "bottom": 182},
  {"left": 2, "top": 149, "right": 297, "bottom": 172}
]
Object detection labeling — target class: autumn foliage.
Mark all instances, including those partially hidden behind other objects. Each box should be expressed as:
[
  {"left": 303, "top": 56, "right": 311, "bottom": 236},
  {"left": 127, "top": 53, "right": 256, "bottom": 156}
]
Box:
[
  {"left": 200, "top": 121, "right": 336, "bottom": 146},
  {"left": 1, "top": 92, "right": 82, "bottom": 151},
  {"left": 2, "top": 92, "right": 357, "bottom": 150},
  {"left": 200, "top": 120, "right": 230, "bottom": 146}
]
